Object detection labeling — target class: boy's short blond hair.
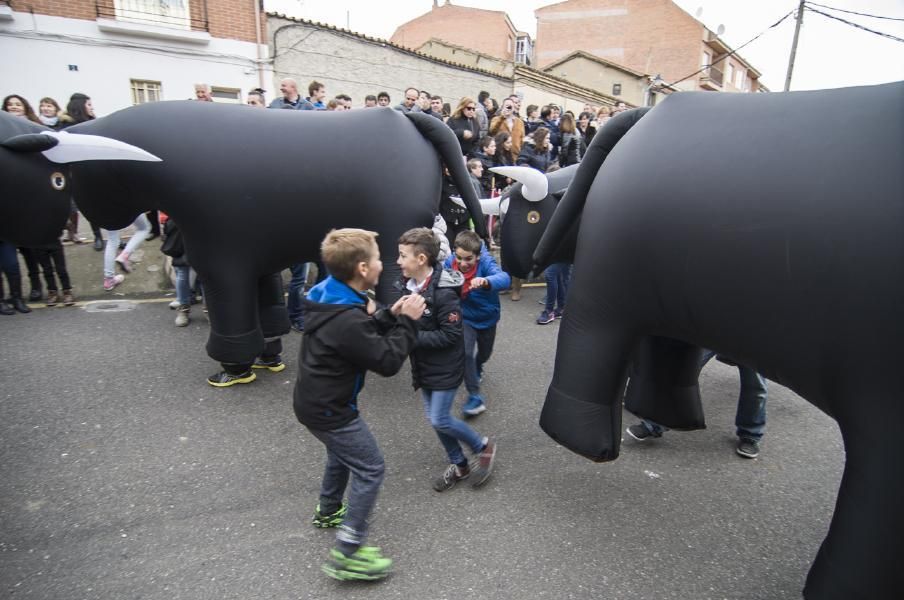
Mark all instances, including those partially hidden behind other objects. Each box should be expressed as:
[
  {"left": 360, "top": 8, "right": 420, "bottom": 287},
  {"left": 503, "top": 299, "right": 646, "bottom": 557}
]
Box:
[
  {"left": 398, "top": 227, "right": 440, "bottom": 267},
  {"left": 321, "top": 228, "right": 379, "bottom": 282}
]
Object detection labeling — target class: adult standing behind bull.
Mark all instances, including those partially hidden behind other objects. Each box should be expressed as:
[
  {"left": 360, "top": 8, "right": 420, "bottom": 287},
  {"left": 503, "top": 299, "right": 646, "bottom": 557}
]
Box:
[
  {"left": 59, "top": 93, "right": 106, "bottom": 251},
  {"left": 447, "top": 98, "right": 481, "bottom": 158},
  {"left": 488, "top": 98, "right": 525, "bottom": 160},
  {"left": 268, "top": 78, "right": 315, "bottom": 110},
  {"left": 0, "top": 103, "right": 487, "bottom": 375}
]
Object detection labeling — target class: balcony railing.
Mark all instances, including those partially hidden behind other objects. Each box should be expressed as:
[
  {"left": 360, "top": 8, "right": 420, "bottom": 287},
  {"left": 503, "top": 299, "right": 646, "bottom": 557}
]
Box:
[
  {"left": 700, "top": 65, "right": 723, "bottom": 89},
  {"left": 96, "top": 0, "right": 208, "bottom": 32}
]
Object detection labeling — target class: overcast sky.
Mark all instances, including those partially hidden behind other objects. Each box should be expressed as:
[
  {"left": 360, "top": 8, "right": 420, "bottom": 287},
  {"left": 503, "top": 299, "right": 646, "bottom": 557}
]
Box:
[{"left": 264, "top": 0, "right": 904, "bottom": 91}]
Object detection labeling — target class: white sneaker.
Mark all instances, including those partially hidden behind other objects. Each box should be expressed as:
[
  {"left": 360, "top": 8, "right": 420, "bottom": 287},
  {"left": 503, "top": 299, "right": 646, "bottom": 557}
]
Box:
[
  {"left": 169, "top": 299, "right": 180, "bottom": 310},
  {"left": 174, "top": 308, "right": 190, "bottom": 327}
]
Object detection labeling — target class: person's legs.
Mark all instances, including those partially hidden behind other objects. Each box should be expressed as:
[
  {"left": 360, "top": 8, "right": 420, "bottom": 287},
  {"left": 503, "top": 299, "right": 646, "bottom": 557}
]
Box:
[
  {"left": 462, "top": 323, "right": 480, "bottom": 396},
  {"left": 736, "top": 367, "right": 767, "bottom": 441},
  {"left": 18, "top": 247, "right": 42, "bottom": 299},
  {"left": 287, "top": 262, "right": 309, "bottom": 329},
  {"left": 474, "top": 325, "right": 497, "bottom": 377},
  {"left": 423, "top": 388, "right": 485, "bottom": 463},
  {"left": 308, "top": 418, "right": 386, "bottom": 573},
  {"left": 1, "top": 241, "right": 30, "bottom": 313},
  {"left": 103, "top": 229, "right": 120, "bottom": 278},
  {"left": 174, "top": 265, "right": 192, "bottom": 306},
  {"left": 35, "top": 247, "right": 57, "bottom": 291},
  {"left": 120, "top": 214, "right": 150, "bottom": 257},
  {"left": 174, "top": 265, "right": 191, "bottom": 326}
]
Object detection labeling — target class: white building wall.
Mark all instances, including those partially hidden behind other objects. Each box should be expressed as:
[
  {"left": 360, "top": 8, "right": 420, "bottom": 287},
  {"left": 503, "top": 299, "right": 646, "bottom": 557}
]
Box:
[{"left": 0, "top": 10, "right": 271, "bottom": 116}]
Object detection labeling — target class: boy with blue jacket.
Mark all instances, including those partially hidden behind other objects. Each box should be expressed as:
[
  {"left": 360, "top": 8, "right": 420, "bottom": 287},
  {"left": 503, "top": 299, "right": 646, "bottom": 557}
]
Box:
[
  {"left": 294, "top": 228, "right": 426, "bottom": 581},
  {"left": 445, "top": 230, "right": 512, "bottom": 417}
]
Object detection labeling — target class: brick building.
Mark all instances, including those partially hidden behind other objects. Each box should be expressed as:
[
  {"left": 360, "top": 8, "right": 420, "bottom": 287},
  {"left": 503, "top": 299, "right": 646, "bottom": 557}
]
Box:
[
  {"left": 390, "top": 0, "right": 533, "bottom": 66},
  {"left": 0, "top": 0, "right": 270, "bottom": 114},
  {"left": 535, "top": 0, "right": 765, "bottom": 92}
]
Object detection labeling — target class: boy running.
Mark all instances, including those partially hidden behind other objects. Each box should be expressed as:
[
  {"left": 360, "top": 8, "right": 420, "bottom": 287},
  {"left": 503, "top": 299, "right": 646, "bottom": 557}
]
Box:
[{"left": 294, "top": 228, "right": 425, "bottom": 581}]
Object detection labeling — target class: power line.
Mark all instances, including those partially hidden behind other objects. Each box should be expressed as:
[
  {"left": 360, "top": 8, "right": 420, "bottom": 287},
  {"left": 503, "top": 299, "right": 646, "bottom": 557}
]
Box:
[
  {"left": 806, "top": 2, "right": 904, "bottom": 22},
  {"left": 666, "top": 9, "right": 796, "bottom": 88},
  {"left": 806, "top": 6, "right": 904, "bottom": 43}
]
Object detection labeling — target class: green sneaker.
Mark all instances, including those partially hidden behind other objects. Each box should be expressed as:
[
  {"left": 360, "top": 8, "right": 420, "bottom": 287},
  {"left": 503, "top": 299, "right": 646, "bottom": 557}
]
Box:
[
  {"left": 312, "top": 503, "right": 347, "bottom": 528},
  {"left": 322, "top": 546, "right": 392, "bottom": 581}
]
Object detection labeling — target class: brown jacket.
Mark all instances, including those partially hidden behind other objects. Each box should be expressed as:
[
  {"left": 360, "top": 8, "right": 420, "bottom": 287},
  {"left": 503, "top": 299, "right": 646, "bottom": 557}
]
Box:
[{"left": 489, "top": 115, "right": 525, "bottom": 163}]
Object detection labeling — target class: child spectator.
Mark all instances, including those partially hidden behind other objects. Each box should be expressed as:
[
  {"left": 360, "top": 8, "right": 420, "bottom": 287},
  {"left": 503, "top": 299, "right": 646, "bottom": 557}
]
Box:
[
  {"left": 294, "top": 228, "right": 426, "bottom": 581},
  {"left": 445, "top": 231, "right": 511, "bottom": 416},
  {"left": 396, "top": 228, "right": 497, "bottom": 492}
]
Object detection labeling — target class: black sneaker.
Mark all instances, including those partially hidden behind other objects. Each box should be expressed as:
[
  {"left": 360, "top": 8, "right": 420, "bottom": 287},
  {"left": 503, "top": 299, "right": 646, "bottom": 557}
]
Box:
[
  {"left": 252, "top": 356, "right": 286, "bottom": 372},
  {"left": 206, "top": 370, "right": 256, "bottom": 387},
  {"left": 432, "top": 463, "right": 470, "bottom": 492},
  {"left": 736, "top": 437, "right": 760, "bottom": 459},
  {"left": 626, "top": 423, "right": 661, "bottom": 441}
]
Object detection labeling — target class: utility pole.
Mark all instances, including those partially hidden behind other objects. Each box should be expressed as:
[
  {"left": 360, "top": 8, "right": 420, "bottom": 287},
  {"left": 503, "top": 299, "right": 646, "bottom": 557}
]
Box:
[{"left": 784, "top": 0, "right": 806, "bottom": 91}]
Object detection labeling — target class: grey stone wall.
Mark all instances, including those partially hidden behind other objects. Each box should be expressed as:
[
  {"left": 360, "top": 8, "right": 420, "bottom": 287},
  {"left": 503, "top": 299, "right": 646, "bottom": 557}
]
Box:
[{"left": 268, "top": 17, "right": 512, "bottom": 108}]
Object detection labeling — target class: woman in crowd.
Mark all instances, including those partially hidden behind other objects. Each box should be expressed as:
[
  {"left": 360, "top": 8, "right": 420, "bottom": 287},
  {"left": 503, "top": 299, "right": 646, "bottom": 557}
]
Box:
[
  {"left": 2, "top": 94, "right": 41, "bottom": 123},
  {"left": 558, "top": 113, "right": 586, "bottom": 167},
  {"left": 446, "top": 97, "right": 481, "bottom": 157},
  {"left": 577, "top": 111, "right": 597, "bottom": 149},
  {"left": 37, "top": 97, "right": 64, "bottom": 129},
  {"left": 61, "top": 93, "right": 106, "bottom": 251},
  {"left": 517, "top": 126, "right": 551, "bottom": 173}
]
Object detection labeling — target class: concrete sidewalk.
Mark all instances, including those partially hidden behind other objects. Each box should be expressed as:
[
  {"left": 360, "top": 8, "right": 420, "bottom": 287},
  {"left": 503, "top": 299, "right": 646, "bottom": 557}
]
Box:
[{"left": 14, "top": 217, "right": 172, "bottom": 305}]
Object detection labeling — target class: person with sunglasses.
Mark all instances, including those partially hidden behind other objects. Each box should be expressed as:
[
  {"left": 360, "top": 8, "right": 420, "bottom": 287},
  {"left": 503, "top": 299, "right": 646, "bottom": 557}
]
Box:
[{"left": 446, "top": 97, "right": 481, "bottom": 157}]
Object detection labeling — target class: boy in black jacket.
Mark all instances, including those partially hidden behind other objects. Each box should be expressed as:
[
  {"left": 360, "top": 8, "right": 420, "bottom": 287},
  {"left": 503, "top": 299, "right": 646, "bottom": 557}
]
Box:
[
  {"left": 397, "top": 228, "right": 497, "bottom": 492},
  {"left": 294, "top": 228, "right": 425, "bottom": 581}
]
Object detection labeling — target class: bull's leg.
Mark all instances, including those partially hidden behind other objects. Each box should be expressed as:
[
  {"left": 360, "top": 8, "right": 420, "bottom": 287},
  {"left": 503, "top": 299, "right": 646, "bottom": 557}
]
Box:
[
  {"left": 202, "top": 273, "right": 265, "bottom": 367},
  {"left": 803, "top": 400, "right": 903, "bottom": 598},
  {"left": 623, "top": 337, "right": 706, "bottom": 431},
  {"left": 539, "top": 287, "right": 636, "bottom": 462}
]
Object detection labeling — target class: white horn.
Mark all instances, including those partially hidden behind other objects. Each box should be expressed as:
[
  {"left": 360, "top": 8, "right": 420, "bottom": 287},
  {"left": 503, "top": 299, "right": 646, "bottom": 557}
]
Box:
[
  {"left": 489, "top": 166, "right": 548, "bottom": 201},
  {"left": 450, "top": 195, "right": 501, "bottom": 216},
  {"left": 40, "top": 131, "right": 162, "bottom": 164}
]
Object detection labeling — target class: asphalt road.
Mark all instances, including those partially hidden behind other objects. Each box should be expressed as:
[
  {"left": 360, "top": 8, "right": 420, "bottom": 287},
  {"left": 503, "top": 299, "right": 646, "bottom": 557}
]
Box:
[{"left": 0, "top": 288, "right": 844, "bottom": 600}]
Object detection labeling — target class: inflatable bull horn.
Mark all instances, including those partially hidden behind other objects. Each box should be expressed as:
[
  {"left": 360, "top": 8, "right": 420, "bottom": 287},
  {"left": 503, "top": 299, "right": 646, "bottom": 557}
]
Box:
[
  {"left": 2, "top": 131, "right": 161, "bottom": 164},
  {"left": 490, "top": 165, "right": 548, "bottom": 201}
]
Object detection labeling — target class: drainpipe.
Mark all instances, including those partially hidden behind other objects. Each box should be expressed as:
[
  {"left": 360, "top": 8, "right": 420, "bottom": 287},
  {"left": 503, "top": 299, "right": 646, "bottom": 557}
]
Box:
[{"left": 254, "top": 0, "right": 265, "bottom": 90}]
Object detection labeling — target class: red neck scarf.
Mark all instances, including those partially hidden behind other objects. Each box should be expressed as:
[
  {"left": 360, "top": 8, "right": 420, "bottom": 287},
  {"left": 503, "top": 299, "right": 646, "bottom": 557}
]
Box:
[{"left": 453, "top": 260, "right": 478, "bottom": 298}]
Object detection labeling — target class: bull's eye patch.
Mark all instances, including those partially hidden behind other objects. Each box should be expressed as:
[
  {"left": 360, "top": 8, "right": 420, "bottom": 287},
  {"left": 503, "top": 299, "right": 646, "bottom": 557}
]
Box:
[
  {"left": 527, "top": 211, "right": 540, "bottom": 224},
  {"left": 50, "top": 172, "right": 66, "bottom": 191}
]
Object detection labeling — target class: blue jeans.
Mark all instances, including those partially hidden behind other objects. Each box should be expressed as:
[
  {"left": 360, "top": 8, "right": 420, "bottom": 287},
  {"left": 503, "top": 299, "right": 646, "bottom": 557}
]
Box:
[
  {"left": 463, "top": 323, "right": 497, "bottom": 395},
  {"left": 287, "top": 262, "right": 310, "bottom": 325},
  {"left": 307, "top": 417, "right": 384, "bottom": 550},
  {"left": 174, "top": 265, "right": 195, "bottom": 306},
  {"left": 421, "top": 388, "right": 484, "bottom": 465},
  {"left": 0, "top": 240, "right": 22, "bottom": 299},
  {"left": 544, "top": 263, "right": 571, "bottom": 312},
  {"left": 644, "top": 349, "right": 767, "bottom": 440}
]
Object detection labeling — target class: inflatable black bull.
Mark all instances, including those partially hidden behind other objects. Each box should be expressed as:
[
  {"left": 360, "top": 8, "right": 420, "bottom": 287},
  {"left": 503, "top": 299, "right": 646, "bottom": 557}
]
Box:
[
  {"left": 1, "top": 102, "right": 486, "bottom": 365},
  {"left": 501, "top": 82, "right": 903, "bottom": 599}
]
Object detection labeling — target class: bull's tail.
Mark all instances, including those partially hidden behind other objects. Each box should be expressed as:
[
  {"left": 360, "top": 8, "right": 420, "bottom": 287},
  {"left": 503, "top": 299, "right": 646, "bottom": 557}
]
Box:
[
  {"left": 404, "top": 111, "right": 487, "bottom": 238},
  {"left": 533, "top": 107, "right": 650, "bottom": 269}
]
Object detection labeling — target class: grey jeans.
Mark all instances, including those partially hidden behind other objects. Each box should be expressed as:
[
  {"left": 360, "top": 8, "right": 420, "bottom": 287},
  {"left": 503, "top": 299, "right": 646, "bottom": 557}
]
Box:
[{"left": 307, "top": 417, "right": 385, "bottom": 548}]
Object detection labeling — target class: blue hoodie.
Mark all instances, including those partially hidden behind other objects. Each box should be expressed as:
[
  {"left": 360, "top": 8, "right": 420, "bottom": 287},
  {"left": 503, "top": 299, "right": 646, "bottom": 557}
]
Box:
[{"left": 445, "top": 243, "right": 512, "bottom": 329}]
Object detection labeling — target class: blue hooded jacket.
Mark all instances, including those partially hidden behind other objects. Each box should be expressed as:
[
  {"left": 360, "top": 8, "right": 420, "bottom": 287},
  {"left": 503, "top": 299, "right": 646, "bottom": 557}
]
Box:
[{"left": 445, "top": 243, "right": 512, "bottom": 329}]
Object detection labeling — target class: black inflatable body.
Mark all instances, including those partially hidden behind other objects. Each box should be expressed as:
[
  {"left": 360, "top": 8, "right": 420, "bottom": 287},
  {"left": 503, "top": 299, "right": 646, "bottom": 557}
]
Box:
[
  {"left": 1, "top": 102, "right": 486, "bottom": 365},
  {"left": 512, "top": 83, "right": 903, "bottom": 599}
]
